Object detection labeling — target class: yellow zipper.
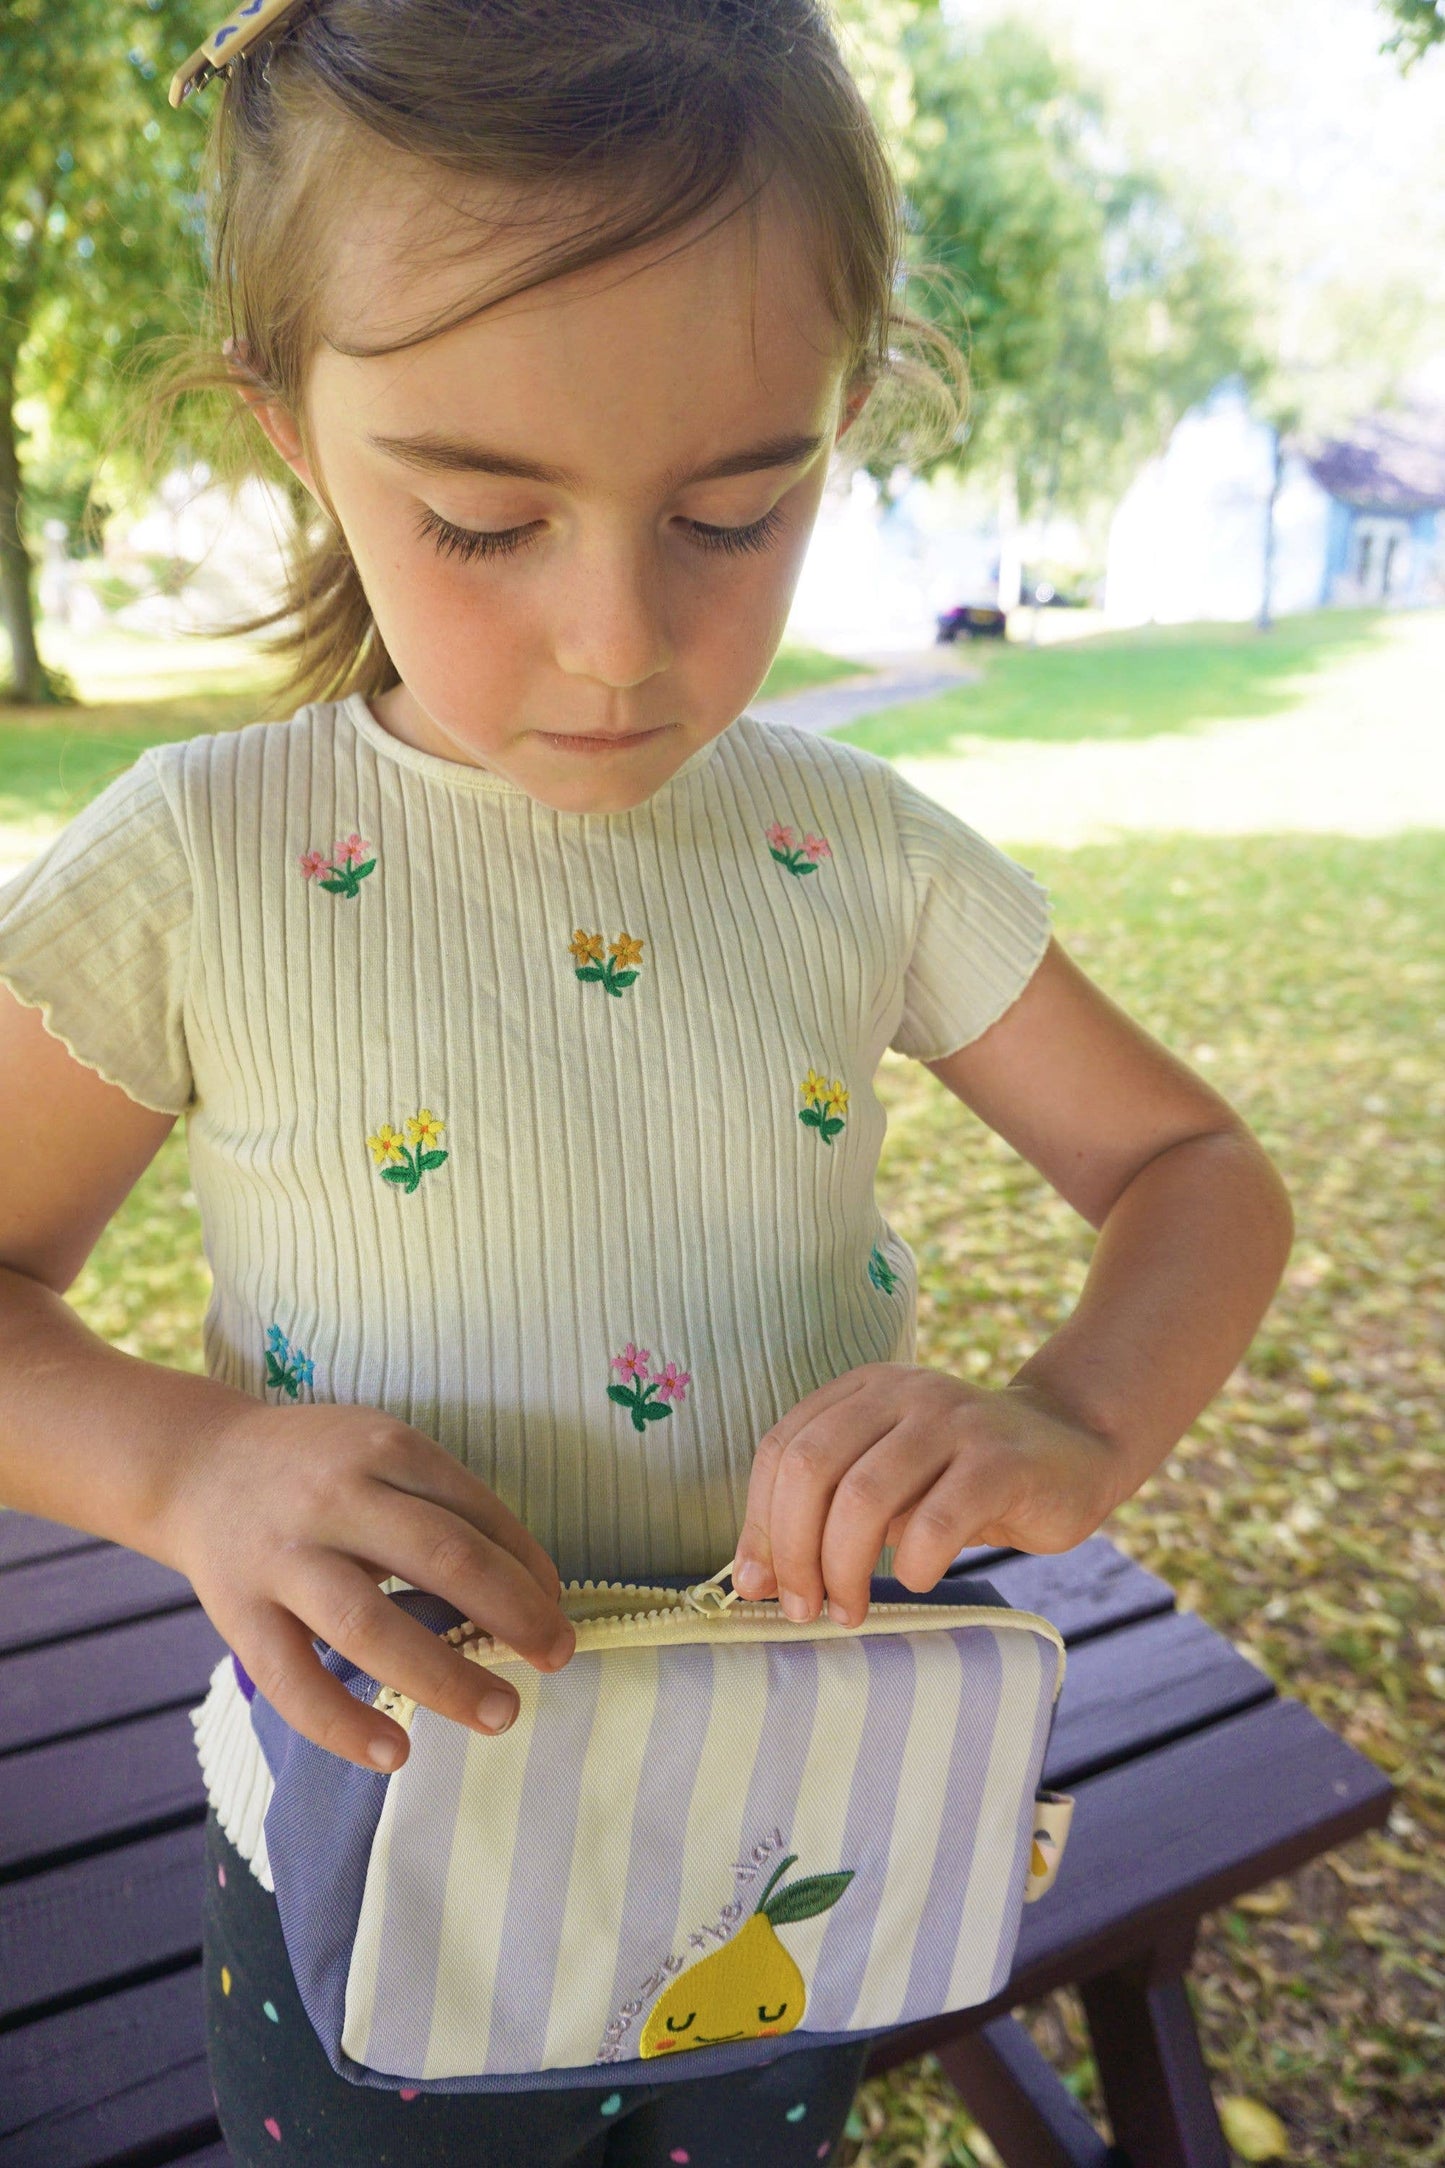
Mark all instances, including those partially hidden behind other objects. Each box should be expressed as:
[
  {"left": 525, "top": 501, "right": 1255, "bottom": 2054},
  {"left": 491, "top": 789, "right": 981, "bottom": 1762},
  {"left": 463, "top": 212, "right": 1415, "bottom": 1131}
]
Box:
[{"left": 373, "top": 1557, "right": 1065, "bottom": 1731}]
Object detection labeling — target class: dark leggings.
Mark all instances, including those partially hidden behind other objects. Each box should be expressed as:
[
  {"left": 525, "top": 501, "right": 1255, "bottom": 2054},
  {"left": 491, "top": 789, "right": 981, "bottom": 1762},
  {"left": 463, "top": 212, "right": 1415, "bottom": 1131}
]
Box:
[{"left": 203, "top": 1808, "right": 871, "bottom": 2167}]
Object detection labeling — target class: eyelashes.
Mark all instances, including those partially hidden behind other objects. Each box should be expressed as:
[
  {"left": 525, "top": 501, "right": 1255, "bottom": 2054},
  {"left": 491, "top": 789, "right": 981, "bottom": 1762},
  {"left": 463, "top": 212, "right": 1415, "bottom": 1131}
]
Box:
[{"left": 415, "top": 504, "right": 786, "bottom": 565}]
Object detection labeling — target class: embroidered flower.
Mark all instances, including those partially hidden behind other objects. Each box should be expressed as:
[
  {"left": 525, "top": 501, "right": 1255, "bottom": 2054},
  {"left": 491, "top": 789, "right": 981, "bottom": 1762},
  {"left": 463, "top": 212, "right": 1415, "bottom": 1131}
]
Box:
[
  {"left": 651, "top": 1360, "right": 691, "bottom": 1405},
  {"left": 405, "top": 1107, "right": 445, "bottom": 1152},
  {"left": 612, "top": 1342, "right": 652, "bottom": 1386},
  {"left": 301, "top": 835, "right": 377, "bottom": 898},
  {"left": 867, "top": 1244, "right": 898, "bottom": 1295},
  {"left": 367, "top": 1122, "right": 406, "bottom": 1167},
  {"left": 609, "top": 1347, "right": 688, "bottom": 1430},
  {"left": 799, "top": 1071, "right": 848, "bottom": 1145},
  {"left": 768, "top": 822, "right": 831, "bottom": 878},
  {"left": 369, "top": 1112, "right": 448, "bottom": 1192},
  {"left": 264, "top": 1326, "right": 314, "bottom": 1400},
  {"left": 573, "top": 929, "right": 644, "bottom": 997}
]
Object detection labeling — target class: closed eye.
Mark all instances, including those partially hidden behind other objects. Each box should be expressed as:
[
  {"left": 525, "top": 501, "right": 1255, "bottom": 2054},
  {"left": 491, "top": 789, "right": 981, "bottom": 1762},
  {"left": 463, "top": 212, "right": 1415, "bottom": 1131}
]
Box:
[
  {"left": 415, "top": 504, "right": 786, "bottom": 565},
  {"left": 666, "top": 2011, "right": 696, "bottom": 2032}
]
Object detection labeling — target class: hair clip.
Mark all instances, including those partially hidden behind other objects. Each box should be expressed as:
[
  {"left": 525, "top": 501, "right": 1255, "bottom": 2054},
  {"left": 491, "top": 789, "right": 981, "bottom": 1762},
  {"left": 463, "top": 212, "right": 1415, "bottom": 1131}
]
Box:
[{"left": 169, "top": 0, "right": 309, "bottom": 107}]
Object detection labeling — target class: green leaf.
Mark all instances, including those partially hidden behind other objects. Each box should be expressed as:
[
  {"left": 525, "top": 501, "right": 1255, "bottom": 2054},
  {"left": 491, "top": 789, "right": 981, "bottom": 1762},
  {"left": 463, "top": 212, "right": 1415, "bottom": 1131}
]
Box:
[
  {"left": 768, "top": 847, "right": 790, "bottom": 864},
  {"left": 607, "top": 1384, "right": 637, "bottom": 1408},
  {"left": 319, "top": 877, "right": 350, "bottom": 893},
  {"left": 798, "top": 1107, "right": 822, "bottom": 1128},
  {"left": 641, "top": 1400, "right": 672, "bottom": 1421},
  {"left": 761, "top": 1868, "right": 855, "bottom": 1927},
  {"left": 610, "top": 971, "right": 639, "bottom": 990},
  {"left": 380, "top": 1165, "right": 411, "bottom": 1184},
  {"left": 353, "top": 860, "right": 377, "bottom": 879},
  {"left": 821, "top": 1118, "right": 845, "bottom": 1140},
  {"left": 575, "top": 966, "right": 605, "bottom": 983},
  {"left": 264, "top": 1352, "right": 287, "bottom": 1388},
  {"left": 416, "top": 1149, "right": 448, "bottom": 1172},
  {"left": 792, "top": 861, "right": 818, "bottom": 877},
  {"left": 631, "top": 1405, "right": 649, "bottom": 1431}
]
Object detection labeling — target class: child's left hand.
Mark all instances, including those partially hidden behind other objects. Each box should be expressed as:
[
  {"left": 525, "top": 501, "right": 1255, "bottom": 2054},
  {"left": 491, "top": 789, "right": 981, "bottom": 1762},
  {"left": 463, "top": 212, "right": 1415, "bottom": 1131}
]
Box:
[{"left": 730, "top": 1362, "right": 1124, "bottom": 1627}]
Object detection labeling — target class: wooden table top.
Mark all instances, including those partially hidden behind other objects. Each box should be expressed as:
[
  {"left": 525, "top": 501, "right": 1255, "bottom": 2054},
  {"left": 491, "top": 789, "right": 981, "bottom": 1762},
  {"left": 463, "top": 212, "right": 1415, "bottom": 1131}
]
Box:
[{"left": 0, "top": 1513, "right": 1392, "bottom": 2168}]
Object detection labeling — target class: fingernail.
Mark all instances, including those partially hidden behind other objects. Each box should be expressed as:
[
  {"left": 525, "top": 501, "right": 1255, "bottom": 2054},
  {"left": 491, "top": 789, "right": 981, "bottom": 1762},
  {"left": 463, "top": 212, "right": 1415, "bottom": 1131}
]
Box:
[
  {"left": 548, "top": 1626, "right": 576, "bottom": 1667},
  {"left": 779, "top": 1589, "right": 812, "bottom": 1621},
  {"left": 734, "top": 1559, "right": 766, "bottom": 1596},
  {"left": 368, "top": 1737, "right": 401, "bottom": 1770},
  {"left": 477, "top": 1689, "right": 517, "bottom": 1731},
  {"left": 827, "top": 1600, "right": 857, "bottom": 1626}
]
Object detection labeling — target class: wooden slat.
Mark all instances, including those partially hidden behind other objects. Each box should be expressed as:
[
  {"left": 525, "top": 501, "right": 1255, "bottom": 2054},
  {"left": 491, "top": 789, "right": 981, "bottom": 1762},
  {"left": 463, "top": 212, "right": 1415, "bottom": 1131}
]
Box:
[
  {"left": 1044, "top": 1610, "right": 1275, "bottom": 1789},
  {"left": 0, "top": 1825, "right": 205, "bottom": 2024},
  {"left": 0, "top": 1606, "right": 224, "bottom": 1756},
  {"left": 0, "top": 1512, "right": 105, "bottom": 1574},
  {"left": 0, "top": 1966, "right": 215, "bottom": 2168},
  {"left": 0, "top": 1706, "right": 210, "bottom": 1878},
  {"left": 984, "top": 1537, "right": 1177, "bottom": 1644},
  {"left": 0, "top": 1545, "right": 196, "bottom": 1657}
]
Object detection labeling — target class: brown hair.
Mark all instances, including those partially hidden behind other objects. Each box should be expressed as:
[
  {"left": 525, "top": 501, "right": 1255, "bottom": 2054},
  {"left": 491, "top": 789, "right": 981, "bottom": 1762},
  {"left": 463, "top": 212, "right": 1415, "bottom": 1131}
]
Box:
[{"left": 133, "top": 0, "right": 965, "bottom": 712}]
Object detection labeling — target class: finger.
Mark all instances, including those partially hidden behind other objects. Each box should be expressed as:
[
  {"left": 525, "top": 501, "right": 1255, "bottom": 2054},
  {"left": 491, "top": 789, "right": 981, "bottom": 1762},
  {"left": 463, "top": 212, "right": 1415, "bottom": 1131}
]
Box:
[
  {"left": 888, "top": 1455, "right": 1014, "bottom": 1591},
  {"left": 818, "top": 1425, "right": 951, "bottom": 1625},
  {"left": 376, "top": 1445, "right": 564, "bottom": 1604},
  {"left": 766, "top": 1388, "right": 906, "bottom": 1619},
  {"left": 734, "top": 1371, "right": 875, "bottom": 1598},
  {"left": 285, "top": 1551, "right": 534, "bottom": 1745},
  {"left": 347, "top": 1487, "right": 576, "bottom": 1673},
  {"left": 235, "top": 1587, "right": 522, "bottom": 1776}
]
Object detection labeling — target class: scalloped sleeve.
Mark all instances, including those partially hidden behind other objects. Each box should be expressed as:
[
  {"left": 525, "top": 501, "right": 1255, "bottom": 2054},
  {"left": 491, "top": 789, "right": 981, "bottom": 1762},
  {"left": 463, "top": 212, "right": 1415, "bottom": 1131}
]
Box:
[
  {"left": 888, "top": 769, "right": 1053, "bottom": 1063},
  {"left": 0, "top": 749, "right": 194, "bottom": 1114}
]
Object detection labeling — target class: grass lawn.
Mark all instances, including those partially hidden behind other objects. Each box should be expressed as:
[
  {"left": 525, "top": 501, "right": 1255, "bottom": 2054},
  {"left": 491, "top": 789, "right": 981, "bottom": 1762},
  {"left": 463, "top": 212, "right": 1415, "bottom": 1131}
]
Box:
[
  {"left": 757, "top": 642, "right": 868, "bottom": 701},
  {"left": 3, "top": 643, "right": 1440, "bottom": 2162},
  {"left": 836, "top": 609, "right": 1392, "bottom": 760}
]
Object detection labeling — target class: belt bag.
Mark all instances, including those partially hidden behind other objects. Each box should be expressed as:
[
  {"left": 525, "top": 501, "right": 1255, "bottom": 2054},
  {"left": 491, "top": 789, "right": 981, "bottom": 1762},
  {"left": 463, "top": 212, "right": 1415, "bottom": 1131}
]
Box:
[{"left": 241, "top": 1559, "right": 1074, "bottom": 2094}]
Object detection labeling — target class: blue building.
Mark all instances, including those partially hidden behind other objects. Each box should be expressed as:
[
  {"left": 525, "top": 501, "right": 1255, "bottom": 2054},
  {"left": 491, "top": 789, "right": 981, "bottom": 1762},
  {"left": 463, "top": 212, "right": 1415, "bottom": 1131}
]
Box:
[{"left": 1312, "top": 411, "right": 1445, "bottom": 605}]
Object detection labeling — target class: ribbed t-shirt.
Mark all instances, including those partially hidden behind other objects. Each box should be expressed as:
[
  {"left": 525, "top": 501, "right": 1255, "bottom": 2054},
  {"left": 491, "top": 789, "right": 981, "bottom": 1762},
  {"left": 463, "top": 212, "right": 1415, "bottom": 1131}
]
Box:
[{"left": 0, "top": 692, "right": 1051, "bottom": 1884}]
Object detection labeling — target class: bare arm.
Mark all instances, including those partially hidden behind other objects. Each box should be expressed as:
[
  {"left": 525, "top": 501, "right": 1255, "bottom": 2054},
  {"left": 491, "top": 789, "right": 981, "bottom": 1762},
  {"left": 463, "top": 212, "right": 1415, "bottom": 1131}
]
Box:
[
  {"left": 0, "top": 981, "right": 576, "bottom": 1772},
  {"left": 735, "top": 938, "right": 1293, "bottom": 1619}
]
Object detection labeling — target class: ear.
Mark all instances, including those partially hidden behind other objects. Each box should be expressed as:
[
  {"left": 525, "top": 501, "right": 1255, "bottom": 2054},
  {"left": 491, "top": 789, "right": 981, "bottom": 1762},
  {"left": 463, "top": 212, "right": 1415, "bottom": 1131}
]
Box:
[
  {"left": 223, "top": 337, "right": 320, "bottom": 496},
  {"left": 835, "top": 375, "right": 874, "bottom": 443}
]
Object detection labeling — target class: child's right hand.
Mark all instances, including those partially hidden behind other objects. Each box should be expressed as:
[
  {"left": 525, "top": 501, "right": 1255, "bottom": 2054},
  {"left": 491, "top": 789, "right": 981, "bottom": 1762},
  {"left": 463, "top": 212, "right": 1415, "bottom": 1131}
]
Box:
[{"left": 157, "top": 1399, "right": 577, "bottom": 1773}]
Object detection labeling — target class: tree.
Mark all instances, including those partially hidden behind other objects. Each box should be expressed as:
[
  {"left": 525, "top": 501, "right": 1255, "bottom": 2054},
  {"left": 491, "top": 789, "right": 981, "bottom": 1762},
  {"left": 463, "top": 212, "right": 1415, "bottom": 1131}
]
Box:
[
  {"left": 0, "top": 0, "right": 211, "bottom": 703},
  {"left": 897, "top": 17, "right": 1248, "bottom": 548},
  {"left": 1380, "top": 0, "right": 1445, "bottom": 62}
]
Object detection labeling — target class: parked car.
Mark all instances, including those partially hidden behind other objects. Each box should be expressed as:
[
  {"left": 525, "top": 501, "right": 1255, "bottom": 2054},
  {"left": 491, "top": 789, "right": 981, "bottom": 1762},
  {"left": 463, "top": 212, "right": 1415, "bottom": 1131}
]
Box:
[{"left": 936, "top": 604, "right": 1008, "bottom": 642}]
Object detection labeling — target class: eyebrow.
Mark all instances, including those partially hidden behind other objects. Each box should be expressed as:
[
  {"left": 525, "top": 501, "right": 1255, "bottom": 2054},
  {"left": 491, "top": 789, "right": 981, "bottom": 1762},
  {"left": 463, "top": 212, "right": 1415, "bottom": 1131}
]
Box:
[{"left": 363, "top": 428, "right": 828, "bottom": 492}]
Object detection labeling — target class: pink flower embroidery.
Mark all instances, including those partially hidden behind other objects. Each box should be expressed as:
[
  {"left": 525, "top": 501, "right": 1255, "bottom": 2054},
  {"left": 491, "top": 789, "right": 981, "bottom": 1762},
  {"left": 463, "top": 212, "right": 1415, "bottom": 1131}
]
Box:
[
  {"left": 298, "top": 849, "right": 330, "bottom": 880},
  {"left": 612, "top": 1342, "right": 652, "bottom": 1386},
  {"left": 299, "top": 835, "right": 378, "bottom": 897},
  {"left": 334, "top": 832, "right": 369, "bottom": 866},
  {"left": 651, "top": 1361, "right": 691, "bottom": 1405},
  {"left": 766, "top": 823, "right": 831, "bottom": 879}
]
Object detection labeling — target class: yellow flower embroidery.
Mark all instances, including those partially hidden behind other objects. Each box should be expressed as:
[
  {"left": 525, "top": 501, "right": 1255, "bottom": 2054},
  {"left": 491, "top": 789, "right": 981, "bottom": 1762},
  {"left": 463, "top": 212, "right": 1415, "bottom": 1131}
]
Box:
[
  {"left": 571, "top": 928, "right": 644, "bottom": 997},
  {"left": 570, "top": 929, "right": 606, "bottom": 966},
  {"left": 609, "top": 933, "right": 645, "bottom": 972},
  {"left": 369, "top": 1111, "right": 449, "bottom": 1193},
  {"left": 367, "top": 1123, "right": 405, "bottom": 1167},
  {"left": 798, "top": 1071, "right": 848, "bottom": 1146},
  {"left": 406, "top": 1108, "right": 445, "bottom": 1151}
]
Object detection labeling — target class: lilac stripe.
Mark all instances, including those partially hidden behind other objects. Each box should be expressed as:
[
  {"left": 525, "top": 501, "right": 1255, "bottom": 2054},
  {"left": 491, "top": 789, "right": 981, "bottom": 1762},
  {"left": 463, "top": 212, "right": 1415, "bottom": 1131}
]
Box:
[
  {"left": 987, "top": 1632, "right": 1061, "bottom": 1997},
  {"left": 805, "top": 1634, "right": 918, "bottom": 2031},
  {"left": 602, "top": 1645, "right": 716, "bottom": 2050},
  {"left": 897, "top": 1626, "right": 1004, "bottom": 2020},
  {"left": 360, "top": 1704, "right": 474, "bottom": 2072},
  {"left": 484, "top": 1653, "right": 605, "bottom": 2071},
  {"left": 734, "top": 1640, "right": 820, "bottom": 1867}
]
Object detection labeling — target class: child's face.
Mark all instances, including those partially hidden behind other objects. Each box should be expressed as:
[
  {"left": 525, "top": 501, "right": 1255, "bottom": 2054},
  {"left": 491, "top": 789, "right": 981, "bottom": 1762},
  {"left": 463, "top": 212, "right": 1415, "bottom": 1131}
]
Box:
[{"left": 255, "top": 177, "right": 866, "bottom": 815}]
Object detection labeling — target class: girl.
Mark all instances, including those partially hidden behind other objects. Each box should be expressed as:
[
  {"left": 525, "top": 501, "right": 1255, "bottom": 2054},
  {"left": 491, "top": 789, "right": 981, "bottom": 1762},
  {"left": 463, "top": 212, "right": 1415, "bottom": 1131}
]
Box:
[{"left": 0, "top": 0, "right": 1293, "bottom": 2161}]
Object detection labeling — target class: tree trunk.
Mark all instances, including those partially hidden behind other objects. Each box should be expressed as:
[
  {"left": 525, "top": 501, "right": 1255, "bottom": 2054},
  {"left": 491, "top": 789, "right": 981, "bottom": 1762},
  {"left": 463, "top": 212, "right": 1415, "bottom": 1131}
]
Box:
[
  {"left": 1256, "top": 424, "right": 1284, "bottom": 634},
  {"left": 0, "top": 358, "right": 60, "bottom": 704}
]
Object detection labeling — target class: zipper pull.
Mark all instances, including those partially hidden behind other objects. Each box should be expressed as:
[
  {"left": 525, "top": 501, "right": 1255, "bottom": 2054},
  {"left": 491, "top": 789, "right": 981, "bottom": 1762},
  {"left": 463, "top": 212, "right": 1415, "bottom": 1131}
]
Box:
[{"left": 682, "top": 1557, "right": 743, "bottom": 1614}]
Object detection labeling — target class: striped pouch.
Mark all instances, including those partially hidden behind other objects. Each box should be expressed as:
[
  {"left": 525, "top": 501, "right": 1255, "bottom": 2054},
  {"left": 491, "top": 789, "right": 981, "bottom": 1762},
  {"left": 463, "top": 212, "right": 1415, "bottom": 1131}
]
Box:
[{"left": 242, "top": 1559, "right": 1073, "bottom": 2094}]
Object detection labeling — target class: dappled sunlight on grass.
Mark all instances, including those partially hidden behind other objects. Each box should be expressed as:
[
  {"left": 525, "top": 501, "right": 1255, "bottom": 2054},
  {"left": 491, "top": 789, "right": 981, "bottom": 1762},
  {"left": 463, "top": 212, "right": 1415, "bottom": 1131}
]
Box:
[{"left": 838, "top": 609, "right": 1396, "bottom": 758}]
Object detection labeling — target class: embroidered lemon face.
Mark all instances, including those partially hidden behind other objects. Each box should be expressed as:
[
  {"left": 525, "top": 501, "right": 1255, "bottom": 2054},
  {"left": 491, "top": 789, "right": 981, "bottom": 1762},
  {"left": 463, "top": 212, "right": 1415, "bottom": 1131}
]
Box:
[{"left": 638, "top": 1853, "right": 853, "bottom": 2058}]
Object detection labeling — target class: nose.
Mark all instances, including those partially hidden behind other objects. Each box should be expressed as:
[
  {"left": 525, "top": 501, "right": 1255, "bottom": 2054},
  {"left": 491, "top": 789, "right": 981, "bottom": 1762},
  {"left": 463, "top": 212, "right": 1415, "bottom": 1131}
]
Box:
[{"left": 551, "top": 532, "right": 673, "bottom": 692}]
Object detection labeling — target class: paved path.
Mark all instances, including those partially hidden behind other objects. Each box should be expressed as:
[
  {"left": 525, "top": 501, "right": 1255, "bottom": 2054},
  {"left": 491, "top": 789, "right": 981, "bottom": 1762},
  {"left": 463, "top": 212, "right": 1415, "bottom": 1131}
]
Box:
[{"left": 750, "top": 652, "right": 979, "bottom": 736}]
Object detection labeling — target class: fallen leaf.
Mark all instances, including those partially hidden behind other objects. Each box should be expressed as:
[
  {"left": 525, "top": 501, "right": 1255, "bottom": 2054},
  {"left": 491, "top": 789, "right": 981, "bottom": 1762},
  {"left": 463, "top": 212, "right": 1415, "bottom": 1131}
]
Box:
[{"left": 1219, "top": 2095, "right": 1291, "bottom": 2161}]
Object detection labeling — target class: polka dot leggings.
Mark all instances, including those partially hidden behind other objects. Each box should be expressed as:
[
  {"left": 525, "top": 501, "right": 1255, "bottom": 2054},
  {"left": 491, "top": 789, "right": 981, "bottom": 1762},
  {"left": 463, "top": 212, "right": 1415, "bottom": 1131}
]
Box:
[{"left": 203, "top": 1808, "right": 871, "bottom": 2167}]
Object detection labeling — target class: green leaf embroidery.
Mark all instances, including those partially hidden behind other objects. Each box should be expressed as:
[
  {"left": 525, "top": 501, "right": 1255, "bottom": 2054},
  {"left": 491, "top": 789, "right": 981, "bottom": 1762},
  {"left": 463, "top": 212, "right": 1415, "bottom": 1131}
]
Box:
[
  {"left": 610, "top": 970, "right": 639, "bottom": 990},
  {"left": 820, "top": 1118, "right": 844, "bottom": 1141},
  {"left": 416, "top": 1149, "right": 448, "bottom": 1172},
  {"left": 761, "top": 1869, "right": 855, "bottom": 1927},
  {"left": 640, "top": 1400, "right": 671, "bottom": 1421},
  {"left": 793, "top": 860, "right": 818, "bottom": 877},
  {"left": 353, "top": 859, "right": 377, "bottom": 880},
  {"left": 607, "top": 1384, "right": 636, "bottom": 1408},
  {"left": 380, "top": 1164, "right": 413, "bottom": 1187},
  {"left": 319, "top": 876, "right": 351, "bottom": 894},
  {"left": 576, "top": 965, "right": 605, "bottom": 983},
  {"left": 768, "top": 846, "right": 791, "bottom": 865},
  {"left": 798, "top": 1106, "right": 823, "bottom": 1129}
]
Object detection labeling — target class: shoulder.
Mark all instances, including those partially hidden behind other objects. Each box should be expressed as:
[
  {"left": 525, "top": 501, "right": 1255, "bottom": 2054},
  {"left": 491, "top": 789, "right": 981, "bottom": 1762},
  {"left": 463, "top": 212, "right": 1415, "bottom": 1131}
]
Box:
[{"left": 145, "top": 699, "right": 342, "bottom": 810}]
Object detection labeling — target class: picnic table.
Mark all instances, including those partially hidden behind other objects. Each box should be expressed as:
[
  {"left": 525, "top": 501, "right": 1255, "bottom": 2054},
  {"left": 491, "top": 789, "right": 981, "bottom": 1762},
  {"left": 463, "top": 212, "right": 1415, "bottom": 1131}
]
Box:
[{"left": 0, "top": 1512, "right": 1392, "bottom": 2168}]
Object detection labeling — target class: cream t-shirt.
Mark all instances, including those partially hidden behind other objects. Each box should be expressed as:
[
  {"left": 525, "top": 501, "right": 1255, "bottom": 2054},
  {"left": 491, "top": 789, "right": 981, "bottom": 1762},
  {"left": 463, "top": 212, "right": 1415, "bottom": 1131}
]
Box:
[{"left": 0, "top": 694, "right": 1051, "bottom": 1877}]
